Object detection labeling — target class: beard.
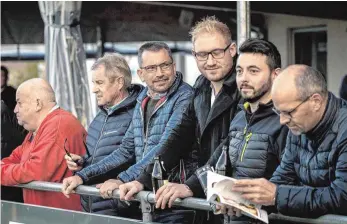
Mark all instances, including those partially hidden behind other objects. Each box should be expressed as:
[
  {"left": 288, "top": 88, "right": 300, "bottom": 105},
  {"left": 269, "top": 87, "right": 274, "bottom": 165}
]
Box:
[{"left": 240, "top": 76, "right": 272, "bottom": 103}]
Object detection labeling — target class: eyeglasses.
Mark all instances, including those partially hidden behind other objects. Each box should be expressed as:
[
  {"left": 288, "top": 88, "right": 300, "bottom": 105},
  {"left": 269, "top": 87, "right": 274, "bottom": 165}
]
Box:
[
  {"left": 140, "top": 61, "right": 173, "bottom": 73},
  {"left": 192, "top": 43, "right": 231, "bottom": 61},
  {"left": 272, "top": 96, "right": 311, "bottom": 119}
]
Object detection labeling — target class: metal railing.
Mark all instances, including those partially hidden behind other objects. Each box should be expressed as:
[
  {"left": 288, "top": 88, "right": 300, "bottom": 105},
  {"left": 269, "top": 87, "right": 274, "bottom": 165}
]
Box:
[{"left": 13, "top": 181, "right": 347, "bottom": 224}]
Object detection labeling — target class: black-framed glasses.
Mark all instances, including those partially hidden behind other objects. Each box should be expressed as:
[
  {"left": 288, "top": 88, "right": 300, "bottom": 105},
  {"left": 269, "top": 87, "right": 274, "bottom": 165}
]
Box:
[
  {"left": 192, "top": 43, "right": 231, "bottom": 61},
  {"left": 272, "top": 95, "right": 311, "bottom": 119},
  {"left": 140, "top": 61, "right": 173, "bottom": 73}
]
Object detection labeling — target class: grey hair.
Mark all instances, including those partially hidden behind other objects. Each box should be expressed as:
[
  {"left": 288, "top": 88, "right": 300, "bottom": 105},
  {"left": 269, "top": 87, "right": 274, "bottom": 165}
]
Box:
[
  {"left": 91, "top": 53, "right": 132, "bottom": 88},
  {"left": 295, "top": 65, "right": 328, "bottom": 100},
  {"left": 138, "top": 42, "right": 173, "bottom": 67}
]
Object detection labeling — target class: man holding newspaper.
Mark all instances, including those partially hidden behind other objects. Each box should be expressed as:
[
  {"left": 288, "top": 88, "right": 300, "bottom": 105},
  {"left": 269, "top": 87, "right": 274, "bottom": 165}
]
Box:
[{"left": 231, "top": 64, "right": 347, "bottom": 218}]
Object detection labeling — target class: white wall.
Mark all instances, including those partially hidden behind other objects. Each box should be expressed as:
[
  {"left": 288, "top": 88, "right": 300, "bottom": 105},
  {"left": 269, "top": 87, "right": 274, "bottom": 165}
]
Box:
[{"left": 266, "top": 13, "right": 347, "bottom": 96}]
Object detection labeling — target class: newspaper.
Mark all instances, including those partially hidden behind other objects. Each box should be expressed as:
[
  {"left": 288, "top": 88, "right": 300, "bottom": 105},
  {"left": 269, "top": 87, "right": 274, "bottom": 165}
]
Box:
[{"left": 207, "top": 171, "right": 269, "bottom": 224}]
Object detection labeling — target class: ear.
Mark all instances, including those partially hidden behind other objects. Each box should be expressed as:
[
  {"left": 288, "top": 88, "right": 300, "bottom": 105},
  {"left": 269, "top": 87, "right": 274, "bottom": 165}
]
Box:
[
  {"left": 137, "top": 69, "right": 145, "bottom": 82},
  {"left": 229, "top": 42, "right": 237, "bottom": 57},
  {"left": 117, "top": 77, "right": 125, "bottom": 90},
  {"left": 311, "top": 93, "right": 324, "bottom": 111},
  {"left": 172, "top": 62, "right": 177, "bottom": 75},
  {"left": 35, "top": 98, "right": 43, "bottom": 112},
  {"left": 271, "top": 68, "right": 282, "bottom": 81}
]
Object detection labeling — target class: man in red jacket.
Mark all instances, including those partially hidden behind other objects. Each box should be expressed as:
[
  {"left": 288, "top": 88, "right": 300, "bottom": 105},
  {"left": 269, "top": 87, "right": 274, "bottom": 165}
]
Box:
[{"left": 1, "top": 78, "right": 86, "bottom": 211}]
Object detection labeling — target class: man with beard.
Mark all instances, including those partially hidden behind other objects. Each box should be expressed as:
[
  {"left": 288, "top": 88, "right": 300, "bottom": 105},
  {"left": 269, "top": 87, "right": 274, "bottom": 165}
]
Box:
[
  {"left": 231, "top": 65, "right": 347, "bottom": 219},
  {"left": 147, "top": 39, "right": 289, "bottom": 223}
]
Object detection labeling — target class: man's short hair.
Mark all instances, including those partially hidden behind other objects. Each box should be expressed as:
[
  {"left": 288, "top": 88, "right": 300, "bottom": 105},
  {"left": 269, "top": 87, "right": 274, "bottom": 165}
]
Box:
[
  {"left": 294, "top": 66, "right": 328, "bottom": 100},
  {"left": 239, "top": 38, "right": 282, "bottom": 71},
  {"left": 189, "top": 16, "right": 232, "bottom": 44},
  {"left": 91, "top": 53, "right": 132, "bottom": 88},
  {"left": 138, "top": 42, "right": 173, "bottom": 67},
  {"left": 1, "top": 66, "right": 9, "bottom": 82}
]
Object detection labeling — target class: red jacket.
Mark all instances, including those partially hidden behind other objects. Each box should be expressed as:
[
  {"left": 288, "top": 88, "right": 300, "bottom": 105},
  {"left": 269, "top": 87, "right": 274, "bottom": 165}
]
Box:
[{"left": 1, "top": 108, "right": 86, "bottom": 211}]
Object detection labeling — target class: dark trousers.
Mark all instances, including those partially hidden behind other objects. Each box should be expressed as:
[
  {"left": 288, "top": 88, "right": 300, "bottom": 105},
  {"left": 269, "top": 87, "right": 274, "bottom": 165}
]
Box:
[{"left": 154, "top": 208, "right": 196, "bottom": 224}]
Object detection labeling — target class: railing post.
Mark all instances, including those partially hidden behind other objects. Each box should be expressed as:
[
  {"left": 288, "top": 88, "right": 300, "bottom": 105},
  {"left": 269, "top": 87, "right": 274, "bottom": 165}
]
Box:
[{"left": 141, "top": 192, "right": 153, "bottom": 222}]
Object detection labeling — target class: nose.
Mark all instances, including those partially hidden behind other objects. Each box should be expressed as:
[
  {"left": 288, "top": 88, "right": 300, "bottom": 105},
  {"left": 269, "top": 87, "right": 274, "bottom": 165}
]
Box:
[
  {"left": 155, "top": 67, "right": 164, "bottom": 77},
  {"left": 279, "top": 114, "right": 290, "bottom": 125},
  {"left": 92, "top": 84, "right": 97, "bottom": 93},
  {"left": 14, "top": 103, "right": 18, "bottom": 114},
  {"left": 206, "top": 53, "right": 216, "bottom": 66},
  {"left": 238, "top": 72, "right": 247, "bottom": 83}
]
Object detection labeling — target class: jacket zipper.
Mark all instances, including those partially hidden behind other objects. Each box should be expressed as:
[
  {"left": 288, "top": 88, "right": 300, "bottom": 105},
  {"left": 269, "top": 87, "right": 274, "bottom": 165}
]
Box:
[
  {"left": 240, "top": 132, "right": 252, "bottom": 162},
  {"left": 240, "top": 112, "right": 255, "bottom": 162},
  {"left": 89, "top": 115, "right": 109, "bottom": 213},
  {"left": 141, "top": 98, "right": 168, "bottom": 159}
]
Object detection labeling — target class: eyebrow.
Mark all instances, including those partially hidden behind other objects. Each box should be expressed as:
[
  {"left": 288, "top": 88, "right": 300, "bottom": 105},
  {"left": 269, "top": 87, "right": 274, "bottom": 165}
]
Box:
[{"left": 247, "top": 65, "right": 261, "bottom": 70}]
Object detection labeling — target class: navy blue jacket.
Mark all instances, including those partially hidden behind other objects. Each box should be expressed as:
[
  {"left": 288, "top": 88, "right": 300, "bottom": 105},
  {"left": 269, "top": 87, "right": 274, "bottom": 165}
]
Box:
[
  {"left": 81, "top": 84, "right": 143, "bottom": 215},
  {"left": 271, "top": 93, "right": 347, "bottom": 218},
  {"left": 77, "top": 72, "right": 194, "bottom": 183}
]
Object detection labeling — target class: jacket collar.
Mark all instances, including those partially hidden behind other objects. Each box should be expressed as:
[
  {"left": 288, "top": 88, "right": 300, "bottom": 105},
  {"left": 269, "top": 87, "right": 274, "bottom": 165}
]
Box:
[
  {"left": 200, "top": 69, "right": 239, "bottom": 134},
  {"left": 99, "top": 84, "right": 143, "bottom": 115},
  {"left": 306, "top": 92, "right": 339, "bottom": 142},
  {"left": 239, "top": 99, "right": 276, "bottom": 124}
]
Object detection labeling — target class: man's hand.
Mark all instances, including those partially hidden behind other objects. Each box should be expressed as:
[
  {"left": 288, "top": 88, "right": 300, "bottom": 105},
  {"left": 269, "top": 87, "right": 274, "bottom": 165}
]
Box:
[
  {"left": 96, "top": 179, "right": 123, "bottom": 199},
  {"left": 61, "top": 175, "right": 83, "bottom": 198},
  {"left": 119, "top": 181, "right": 144, "bottom": 201},
  {"left": 155, "top": 183, "right": 193, "bottom": 209},
  {"left": 232, "top": 178, "right": 277, "bottom": 206},
  {"left": 64, "top": 154, "right": 83, "bottom": 171},
  {"left": 215, "top": 204, "right": 242, "bottom": 217}
]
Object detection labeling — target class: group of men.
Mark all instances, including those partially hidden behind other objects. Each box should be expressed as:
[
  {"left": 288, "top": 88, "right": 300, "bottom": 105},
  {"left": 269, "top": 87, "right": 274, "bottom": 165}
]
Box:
[{"left": 1, "top": 16, "right": 347, "bottom": 224}]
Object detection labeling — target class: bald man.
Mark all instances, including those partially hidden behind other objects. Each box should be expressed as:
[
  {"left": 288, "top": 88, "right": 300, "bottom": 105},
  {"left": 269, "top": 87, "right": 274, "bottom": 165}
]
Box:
[
  {"left": 230, "top": 65, "right": 347, "bottom": 218},
  {"left": 1, "top": 78, "right": 86, "bottom": 211}
]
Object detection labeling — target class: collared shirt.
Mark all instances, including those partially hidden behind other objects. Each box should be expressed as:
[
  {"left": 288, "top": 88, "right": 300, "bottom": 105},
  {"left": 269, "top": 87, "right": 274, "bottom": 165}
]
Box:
[
  {"left": 210, "top": 84, "right": 217, "bottom": 106},
  {"left": 104, "top": 96, "right": 128, "bottom": 115}
]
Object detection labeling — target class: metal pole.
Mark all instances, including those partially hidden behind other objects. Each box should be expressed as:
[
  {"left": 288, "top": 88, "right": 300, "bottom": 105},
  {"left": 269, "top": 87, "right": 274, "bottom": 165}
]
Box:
[
  {"left": 237, "top": 1, "right": 250, "bottom": 50},
  {"left": 15, "top": 181, "right": 347, "bottom": 224},
  {"left": 140, "top": 192, "right": 153, "bottom": 222}
]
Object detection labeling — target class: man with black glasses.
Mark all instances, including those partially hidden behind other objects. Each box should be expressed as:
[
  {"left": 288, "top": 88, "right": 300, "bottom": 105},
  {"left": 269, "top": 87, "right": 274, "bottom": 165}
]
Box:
[
  {"left": 62, "top": 41, "right": 196, "bottom": 223},
  {"left": 231, "top": 65, "right": 347, "bottom": 218}
]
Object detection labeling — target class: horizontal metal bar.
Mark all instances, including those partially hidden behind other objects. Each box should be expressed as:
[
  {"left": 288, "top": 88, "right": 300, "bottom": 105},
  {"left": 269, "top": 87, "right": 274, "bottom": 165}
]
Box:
[
  {"left": 16, "top": 181, "right": 347, "bottom": 224},
  {"left": 16, "top": 181, "right": 212, "bottom": 211}
]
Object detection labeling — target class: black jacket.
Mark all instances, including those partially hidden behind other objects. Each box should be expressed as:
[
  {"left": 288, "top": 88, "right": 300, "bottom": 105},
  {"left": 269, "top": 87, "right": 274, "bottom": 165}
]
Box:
[
  {"left": 271, "top": 93, "right": 347, "bottom": 218},
  {"left": 190, "top": 100, "right": 288, "bottom": 198},
  {"left": 1, "top": 85, "right": 17, "bottom": 111},
  {"left": 185, "top": 71, "right": 241, "bottom": 195},
  {"left": 1, "top": 101, "right": 27, "bottom": 202}
]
